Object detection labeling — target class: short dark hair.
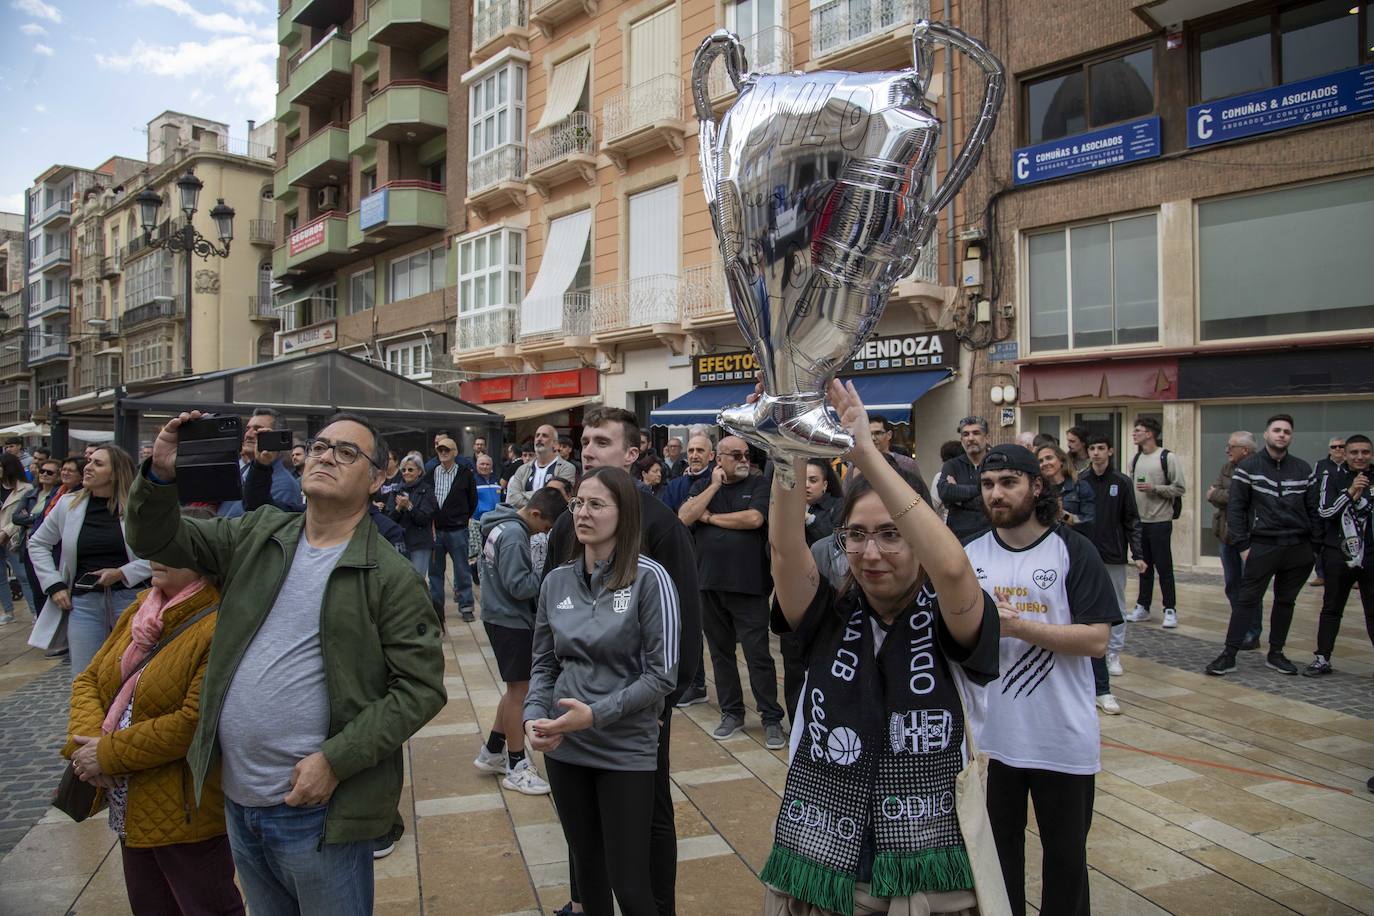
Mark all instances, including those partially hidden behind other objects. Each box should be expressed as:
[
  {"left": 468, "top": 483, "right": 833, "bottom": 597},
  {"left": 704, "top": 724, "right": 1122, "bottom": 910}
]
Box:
[
  {"left": 1134, "top": 416, "right": 1162, "bottom": 443},
  {"left": 1086, "top": 433, "right": 1113, "bottom": 449},
  {"left": 320, "top": 411, "right": 388, "bottom": 474},
  {"left": 558, "top": 434, "right": 573, "bottom": 448},
  {"left": 837, "top": 467, "right": 931, "bottom": 602},
  {"left": 582, "top": 406, "right": 641, "bottom": 453},
  {"left": 576, "top": 467, "right": 642, "bottom": 589},
  {"left": 1066, "top": 426, "right": 1088, "bottom": 442},
  {"left": 958, "top": 416, "right": 988, "bottom": 434},
  {"left": 3, "top": 437, "right": 21, "bottom": 447},
  {"left": 1032, "top": 433, "right": 1059, "bottom": 450},
  {"left": 31, "top": 447, "right": 50, "bottom": 460},
  {"left": 1265, "top": 413, "right": 1294, "bottom": 430},
  {"left": 520, "top": 440, "right": 535, "bottom": 453},
  {"left": 939, "top": 440, "right": 963, "bottom": 462},
  {"left": 869, "top": 416, "right": 894, "bottom": 434},
  {"left": 251, "top": 406, "right": 285, "bottom": 430},
  {"left": 526, "top": 485, "right": 568, "bottom": 521},
  {"left": 1343, "top": 433, "right": 1370, "bottom": 447}
]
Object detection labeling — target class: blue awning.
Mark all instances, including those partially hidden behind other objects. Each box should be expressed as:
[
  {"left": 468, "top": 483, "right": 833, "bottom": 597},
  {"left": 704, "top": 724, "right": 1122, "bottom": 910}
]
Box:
[{"left": 649, "top": 369, "right": 952, "bottom": 427}]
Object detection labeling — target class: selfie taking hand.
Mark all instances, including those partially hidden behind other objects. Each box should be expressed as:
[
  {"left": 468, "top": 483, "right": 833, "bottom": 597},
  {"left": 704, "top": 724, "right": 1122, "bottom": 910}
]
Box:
[{"left": 151, "top": 410, "right": 205, "bottom": 480}]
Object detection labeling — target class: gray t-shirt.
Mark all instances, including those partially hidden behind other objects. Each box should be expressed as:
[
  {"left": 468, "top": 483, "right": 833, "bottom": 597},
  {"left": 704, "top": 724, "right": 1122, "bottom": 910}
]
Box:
[{"left": 218, "top": 535, "right": 347, "bottom": 807}]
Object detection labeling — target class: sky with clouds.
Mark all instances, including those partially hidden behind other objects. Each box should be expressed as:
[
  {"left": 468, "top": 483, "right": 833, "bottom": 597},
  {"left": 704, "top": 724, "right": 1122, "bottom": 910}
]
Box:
[{"left": 0, "top": 0, "right": 277, "bottom": 214}]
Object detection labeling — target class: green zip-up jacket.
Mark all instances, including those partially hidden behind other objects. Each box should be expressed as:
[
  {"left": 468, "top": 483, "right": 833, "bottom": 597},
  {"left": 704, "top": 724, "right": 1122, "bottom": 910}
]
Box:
[{"left": 124, "top": 467, "right": 447, "bottom": 844}]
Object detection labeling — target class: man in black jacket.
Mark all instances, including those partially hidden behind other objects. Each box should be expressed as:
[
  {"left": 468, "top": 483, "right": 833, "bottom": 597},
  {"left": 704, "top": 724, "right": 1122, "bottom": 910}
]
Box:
[
  {"left": 1082, "top": 434, "right": 1146, "bottom": 714},
  {"left": 1304, "top": 434, "right": 1374, "bottom": 676},
  {"left": 428, "top": 436, "right": 479, "bottom": 622},
  {"left": 540, "top": 406, "right": 701, "bottom": 916},
  {"left": 937, "top": 415, "right": 992, "bottom": 542},
  {"left": 1207, "top": 414, "right": 1322, "bottom": 677}
]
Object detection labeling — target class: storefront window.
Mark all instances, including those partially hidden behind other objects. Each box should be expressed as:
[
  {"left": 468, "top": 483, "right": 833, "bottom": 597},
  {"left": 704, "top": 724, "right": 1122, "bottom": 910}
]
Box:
[
  {"left": 1199, "top": 398, "right": 1374, "bottom": 556},
  {"left": 1198, "top": 175, "right": 1374, "bottom": 340},
  {"left": 1027, "top": 213, "right": 1158, "bottom": 352}
]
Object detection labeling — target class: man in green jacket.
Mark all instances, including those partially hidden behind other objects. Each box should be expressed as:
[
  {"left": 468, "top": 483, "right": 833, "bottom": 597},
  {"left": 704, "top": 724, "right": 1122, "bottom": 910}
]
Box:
[{"left": 128, "top": 409, "right": 447, "bottom": 916}]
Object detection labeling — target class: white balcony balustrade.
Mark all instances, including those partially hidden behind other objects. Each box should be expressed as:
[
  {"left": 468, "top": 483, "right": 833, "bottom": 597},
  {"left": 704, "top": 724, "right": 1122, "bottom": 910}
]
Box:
[
  {"left": 810, "top": 0, "right": 929, "bottom": 59},
  {"left": 706, "top": 26, "right": 793, "bottom": 99}
]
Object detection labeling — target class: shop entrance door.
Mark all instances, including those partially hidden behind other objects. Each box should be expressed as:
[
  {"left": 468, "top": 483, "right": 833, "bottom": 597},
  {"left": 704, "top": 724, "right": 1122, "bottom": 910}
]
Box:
[{"left": 1074, "top": 410, "right": 1123, "bottom": 471}]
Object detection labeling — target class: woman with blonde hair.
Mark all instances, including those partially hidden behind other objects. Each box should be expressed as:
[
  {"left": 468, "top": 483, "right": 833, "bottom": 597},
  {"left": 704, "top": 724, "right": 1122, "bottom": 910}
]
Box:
[
  {"left": 29, "top": 444, "right": 151, "bottom": 679},
  {"left": 65, "top": 505, "right": 245, "bottom": 915}
]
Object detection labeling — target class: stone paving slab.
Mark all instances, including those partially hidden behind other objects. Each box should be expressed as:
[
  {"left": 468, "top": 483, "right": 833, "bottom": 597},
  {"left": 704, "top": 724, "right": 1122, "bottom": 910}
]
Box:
[{"left": 0, "top": 663, "right": 72, "bottom": 859}]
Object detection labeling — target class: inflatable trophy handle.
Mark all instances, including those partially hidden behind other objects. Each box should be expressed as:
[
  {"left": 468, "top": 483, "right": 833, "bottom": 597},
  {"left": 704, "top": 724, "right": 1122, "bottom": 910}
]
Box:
[
  {"left": 913, "top": 20, "right": 1006, "bottom": 217},
  {"left": 691, "top": 30, "right": 748, "bottom": 227}
]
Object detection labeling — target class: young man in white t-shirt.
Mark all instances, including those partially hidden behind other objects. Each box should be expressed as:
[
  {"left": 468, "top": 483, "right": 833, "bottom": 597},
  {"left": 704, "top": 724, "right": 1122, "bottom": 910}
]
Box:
[{"left": 963, "top": 444, "right": 1120, "bottom": 916}]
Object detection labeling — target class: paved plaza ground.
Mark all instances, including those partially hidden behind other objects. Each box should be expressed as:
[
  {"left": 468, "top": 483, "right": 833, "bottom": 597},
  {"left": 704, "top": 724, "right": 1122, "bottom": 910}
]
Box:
[{"left": 0, "top": 570, "right": 1371, "bottom": 915}]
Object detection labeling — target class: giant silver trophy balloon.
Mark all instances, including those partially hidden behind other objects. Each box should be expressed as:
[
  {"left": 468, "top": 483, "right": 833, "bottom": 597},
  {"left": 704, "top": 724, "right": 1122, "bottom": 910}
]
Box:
[{"left": 692, "top": 21, "right": 1004, "bottom": 486}]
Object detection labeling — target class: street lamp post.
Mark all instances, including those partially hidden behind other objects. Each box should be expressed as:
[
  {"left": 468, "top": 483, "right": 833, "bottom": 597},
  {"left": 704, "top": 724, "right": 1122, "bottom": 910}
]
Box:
[{"left": 134, "top": 169, "right": 235, "bottom": 376}]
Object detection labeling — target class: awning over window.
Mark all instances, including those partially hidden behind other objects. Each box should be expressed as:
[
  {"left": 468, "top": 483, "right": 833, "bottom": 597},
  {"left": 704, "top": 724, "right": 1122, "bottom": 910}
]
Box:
[
  {"left": 521, "top": 210, "right": 592, "bottom": 335},
  {"left": 278, "top": 279, "right": 325, "bottom": 311},
  {"left": 649, "top": 370, "right": 953, "bottom": 428},
  {"left": 533, "top": 50, "right": 591, "bottom": 133},
  {"left": 489, "top": 395, "right": 600, "bottom": 422}
]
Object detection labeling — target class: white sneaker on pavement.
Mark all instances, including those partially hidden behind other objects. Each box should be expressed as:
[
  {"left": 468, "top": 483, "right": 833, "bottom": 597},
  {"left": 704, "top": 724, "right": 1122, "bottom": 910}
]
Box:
[
  {"left": 472, "top": 746, "right": 508, "bottom": 775},
  {"left": 501, "top": 759, "right": 551, "bottom": 795},
  {"left": 1162, "top": 608, "right": 1178, "bottom": 629},
  {"left": 1096, "top": 694, "right": 1121, "bottom": 715},
  {"left": 1125, "top": 605, "right": 1151, "bottom": 623},
  {"left": 1106, "top": 652, "right": 1123, "bottom": 677}
]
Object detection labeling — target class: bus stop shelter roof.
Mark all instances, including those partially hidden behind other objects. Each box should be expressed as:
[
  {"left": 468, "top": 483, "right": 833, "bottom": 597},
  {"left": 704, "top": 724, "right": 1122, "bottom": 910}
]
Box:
[{"left": 117, "top": 350, "right": 498, "bottom": 423}]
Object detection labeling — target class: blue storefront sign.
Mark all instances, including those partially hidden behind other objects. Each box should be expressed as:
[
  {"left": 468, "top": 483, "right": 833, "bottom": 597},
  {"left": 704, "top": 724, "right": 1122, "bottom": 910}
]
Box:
[
  {"left": 359, "top": 188, "right": 389, "bottom": 230},
  {"left": 1012, "top": 116, "right": 1160, "bottom": 187},
  {"left": 989, "top": 341, "right": 1018, "bottom": 363},
  {"left": 1188, "top": 63, "right": 1374, "bottom": 148}
]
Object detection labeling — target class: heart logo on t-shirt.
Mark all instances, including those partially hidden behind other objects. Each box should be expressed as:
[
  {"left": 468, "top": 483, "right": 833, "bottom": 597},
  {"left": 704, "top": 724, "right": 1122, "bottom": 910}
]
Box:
[{"left": 1032, "top": 569, "right": 1057, "bottom": 590}]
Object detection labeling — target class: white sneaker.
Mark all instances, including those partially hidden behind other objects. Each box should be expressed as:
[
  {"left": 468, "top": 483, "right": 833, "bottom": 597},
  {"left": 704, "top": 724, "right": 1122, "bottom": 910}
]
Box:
[
  {"left": 472, "top": 746, "right": 508, "bottom": 775},
  {"left": 1125, "top": 605, "right": 1151, "bottom": 623},
  {"left": 501, "top": 759, "right": 551, "bottom": 795},
  {"left": 1162, "top": 608, "right": 1178, "bottom": 629},
  {"left": 0, "top": 612, "right": 14, "bottom": 626},
  {"left": 1106, "top": 652, "right": 1124, "bottom": 677},
  {"left": 1096, "top": 694, "right": 1121, "bottom": 715}
]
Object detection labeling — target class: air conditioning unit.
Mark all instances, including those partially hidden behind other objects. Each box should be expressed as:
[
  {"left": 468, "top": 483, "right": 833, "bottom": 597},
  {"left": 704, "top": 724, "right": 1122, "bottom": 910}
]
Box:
[{"left": 317, "top": 186, "right": 341, "bottom": 211}]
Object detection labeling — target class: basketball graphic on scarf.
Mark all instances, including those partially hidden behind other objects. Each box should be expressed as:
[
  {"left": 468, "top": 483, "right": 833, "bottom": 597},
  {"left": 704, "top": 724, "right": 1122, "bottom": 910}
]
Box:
[{"left": 826, "top": 727, "right": 862, "bottom": 765}]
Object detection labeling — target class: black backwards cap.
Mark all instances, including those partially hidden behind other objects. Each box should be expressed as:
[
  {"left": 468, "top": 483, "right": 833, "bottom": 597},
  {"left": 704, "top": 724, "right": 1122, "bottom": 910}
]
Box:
[{"left": 978, "top": 444, "right": 1041, "bottom": 476}]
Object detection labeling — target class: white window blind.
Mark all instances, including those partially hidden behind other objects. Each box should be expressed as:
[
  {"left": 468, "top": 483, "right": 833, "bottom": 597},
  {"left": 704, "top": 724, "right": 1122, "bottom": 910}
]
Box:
[
  {"left": 629, "top": 6, "right": 676, "bottom": 86},
  {"left": 629, "top": 183, "right": 680, "bottom": 325},
  {"left": 522, "top": 210, "right": 592, "bottom": 334},
  {"left": 534, "top": 50, "right": 591, "bottom": 132}
]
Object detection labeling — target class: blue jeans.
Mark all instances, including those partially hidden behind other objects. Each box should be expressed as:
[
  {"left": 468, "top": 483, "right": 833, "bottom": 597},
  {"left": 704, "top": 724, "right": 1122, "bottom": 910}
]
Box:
[
  {"left": 224, "top": 800, "right": 372, "bottom": 916},
  {"left": 1218, "top": 542, "right": 1258, "bottom": 640},
  {"left": 408, "top": 547, "right": 432, "bottom": 580},
  {"left": 0, "top": 545, "right": 36, "bottom": 616},
  {"left": 429, "top": 527, "right": 474, "bottom": 610},
  {"left": 68, "top": 585, "right": 140, "bottom": 682}
]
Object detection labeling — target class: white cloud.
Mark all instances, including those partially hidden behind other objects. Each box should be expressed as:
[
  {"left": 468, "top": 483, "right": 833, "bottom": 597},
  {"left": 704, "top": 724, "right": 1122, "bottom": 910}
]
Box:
[
  {"left": 132, "top": 0, "right": 271, "bottom": 39},
  {"left": 19, "top": 22, "right": 46, "bottom": 35},
  {"left": 0, "top": 191, "right": 25, "bottom": 214},
  {"left": 97, "top": 35, "right": 277, "bottom": 119},
  {"left": 33, "top": 103, "right": 46, "bottom": 113},
  {"left": 11, "top": 0, "right": 62, "bottom": 23},
  {"left": 223, "top": 0, "right": 266, "bottom": 12},
  {"left": 33, "top": 42, "right": 54, "bottom": 56}
]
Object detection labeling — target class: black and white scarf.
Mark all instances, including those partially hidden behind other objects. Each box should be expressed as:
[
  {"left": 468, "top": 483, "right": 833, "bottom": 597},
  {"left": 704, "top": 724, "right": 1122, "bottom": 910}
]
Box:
[
  {"left": 760, "top": 586, "right": 971, "bottom": 916},
  {"left": 1340, "top": 490, "right": 1372, "bottom": 568}
]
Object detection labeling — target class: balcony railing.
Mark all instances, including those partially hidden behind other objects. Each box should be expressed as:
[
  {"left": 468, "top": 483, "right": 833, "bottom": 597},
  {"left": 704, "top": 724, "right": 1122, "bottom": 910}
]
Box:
[
  {"left": 811, "top": 0, "right": 929, "bottom": 58},
  {"left": 520, "top": 291, "right": 591, "bottom": 339},
  {"left": 468, "top": 144, "right": 526, "bottom": 194},
  {"left": 458, "top": 307, "right": 520, "bottom": 350},
  {"left": 591, "top": 274, "right": 683, "bottom": 335},
  {"left": 125, "top": 236, "right": 149, "bottom": 260},
  {"left": 706, "top": 26, "right": 793, "bottom": 98},
  {"left": 0, "top": 346, "right": 23, "bottom": 376},
  {"left": 28, "top": 334, "right": 69, "bottom": 362},
  {"left": 603, "top": 73, "right": 683, "bottom": 141},
  {"left": 249, "top": 296, "right": 280, "bottom": 320},
  {"left": 681, "top": 262, "right": 729, "bottom": 322},
  {"left": 121, "top": 296, "right": 186, "bottom": 331},
  {"left": 529, "top": 111, "right": 595, "bottom": 173},
  {"left": 36, "top": 199, "right": 72, "bottom": 224},
  {"left": 911, "top": 242, "right": 938, "bottom": 285},
  {"left": 37, "top": 246, "right": 71, "bottom": 270},
  {"left": 101, "top": 254, "right": 122, "bottom": 277},
  {"left": 29, "top": 290, "right": 71, "bottom": 316},
  {"left": 473, "top": 0, "right": 526, "bottom": 50},
  {"left": 250, "top": 220, "right": 276, "bottom": 244}
]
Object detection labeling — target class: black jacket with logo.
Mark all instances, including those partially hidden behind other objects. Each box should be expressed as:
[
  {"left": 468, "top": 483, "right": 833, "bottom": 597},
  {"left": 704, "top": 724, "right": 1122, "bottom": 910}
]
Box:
[
  {"left": 1226, "top": 450, "right": 1321, "bottom": 552},
  {"left": 1084, "top": 466, "right": 1143, "bottom": 566},
  {"left": 937, "top": 453, "right": 991, "bottom": 542}
]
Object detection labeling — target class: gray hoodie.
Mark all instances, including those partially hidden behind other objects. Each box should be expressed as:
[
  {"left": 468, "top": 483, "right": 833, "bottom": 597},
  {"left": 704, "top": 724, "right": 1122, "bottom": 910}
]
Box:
[
  {"left": 525, "top": 555, "right": 680, "bottom": 770},
  {"left": 478, "top": 504, "right": 541, "bottom": 630}
]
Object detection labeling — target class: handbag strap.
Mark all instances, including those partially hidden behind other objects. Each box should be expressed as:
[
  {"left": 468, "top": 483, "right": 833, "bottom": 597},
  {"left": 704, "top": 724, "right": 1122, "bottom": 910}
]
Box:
[{"left": 112, "top": 602, "right": 219, "bottom": 693}]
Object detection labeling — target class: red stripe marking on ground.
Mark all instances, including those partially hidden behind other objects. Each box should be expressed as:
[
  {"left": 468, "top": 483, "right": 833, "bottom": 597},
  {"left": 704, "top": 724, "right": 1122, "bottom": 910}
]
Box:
[{"left": 1100, "top": 740, "right": 1354, "bottom": 794}]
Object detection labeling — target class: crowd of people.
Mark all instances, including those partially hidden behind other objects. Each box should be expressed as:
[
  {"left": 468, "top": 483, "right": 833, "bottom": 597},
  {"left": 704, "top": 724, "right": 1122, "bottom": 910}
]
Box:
[{"left": 0, "top": 394, "right": 1366, "bottom": 916}]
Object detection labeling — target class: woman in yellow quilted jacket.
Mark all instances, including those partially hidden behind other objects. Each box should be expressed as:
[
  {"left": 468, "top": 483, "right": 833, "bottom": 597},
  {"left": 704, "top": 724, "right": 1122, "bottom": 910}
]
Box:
[{"left": 64, "top": 507, "right": 245, "bottom": 916}]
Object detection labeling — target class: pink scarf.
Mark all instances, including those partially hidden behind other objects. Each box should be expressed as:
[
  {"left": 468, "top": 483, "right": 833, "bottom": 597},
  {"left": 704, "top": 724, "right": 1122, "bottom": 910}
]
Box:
[{"left": 102, "top": 581, "right": 206, "bottom": 735}]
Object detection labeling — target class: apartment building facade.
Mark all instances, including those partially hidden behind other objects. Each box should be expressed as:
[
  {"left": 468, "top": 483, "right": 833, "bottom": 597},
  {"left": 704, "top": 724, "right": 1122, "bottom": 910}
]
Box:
[
  {"left": 269, "top": 0, "right": 465, "bottom": 391},
  {"left": 955, "top": 0, "right": 1374, "bottom": 568},
  {"left": 0, "top": 214, "right": 27, "bottom": 427},
  {"left": 450, "top": 0, "right": 969, "bottom": 471}
]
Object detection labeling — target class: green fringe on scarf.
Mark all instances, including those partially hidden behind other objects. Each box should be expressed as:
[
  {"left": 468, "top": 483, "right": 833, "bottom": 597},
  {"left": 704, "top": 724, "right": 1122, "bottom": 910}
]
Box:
[
  {"left": 869, "top": 845, "right": 974, "bottom": 899},
  {"left": 760, "top": 846, "right": 856, "bottom": 916}
]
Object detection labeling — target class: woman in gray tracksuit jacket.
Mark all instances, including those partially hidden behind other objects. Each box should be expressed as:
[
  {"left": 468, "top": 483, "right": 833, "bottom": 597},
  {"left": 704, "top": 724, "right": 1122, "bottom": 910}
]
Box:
[{"left": 524, "top": 467, "right": 679, "bottom": 916}]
